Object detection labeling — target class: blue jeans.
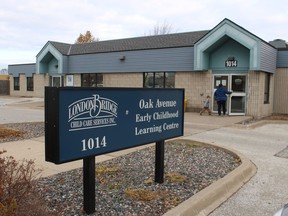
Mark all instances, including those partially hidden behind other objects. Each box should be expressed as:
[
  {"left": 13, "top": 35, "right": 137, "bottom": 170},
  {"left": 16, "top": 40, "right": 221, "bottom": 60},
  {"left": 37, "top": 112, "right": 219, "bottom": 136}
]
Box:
[{"left": 217, "top": 100, "right": 226, "bottom": 115}]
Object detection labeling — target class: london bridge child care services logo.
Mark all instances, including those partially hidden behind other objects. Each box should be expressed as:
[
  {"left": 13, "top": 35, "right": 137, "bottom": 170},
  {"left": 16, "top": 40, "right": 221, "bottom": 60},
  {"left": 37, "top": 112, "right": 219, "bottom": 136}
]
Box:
[{"left": 67, "top": 94, "right": 118, "bottom": 131}]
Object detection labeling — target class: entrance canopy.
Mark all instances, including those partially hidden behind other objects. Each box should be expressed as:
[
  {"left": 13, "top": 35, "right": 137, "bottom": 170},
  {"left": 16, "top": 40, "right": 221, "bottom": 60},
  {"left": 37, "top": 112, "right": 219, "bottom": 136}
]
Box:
[
  {"left": 36, "top": 42, "right": 65, "bottom": 75},
  {"left": 194, "top": 18, "right": 277, "bottom": 73}
]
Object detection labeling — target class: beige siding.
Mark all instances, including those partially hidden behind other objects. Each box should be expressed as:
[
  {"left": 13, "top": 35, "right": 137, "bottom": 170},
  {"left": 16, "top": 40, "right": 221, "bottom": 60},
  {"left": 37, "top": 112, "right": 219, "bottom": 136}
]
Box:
[
  {"left": 103, "top": 73, "right": 142, "bottom": 87},
  {"left": 176, "top": 71, "right": 212, "bottom": 112},
  {"left": 247, "top": 71, "right": 274, "bottom": 118},
  {"left": 274, "top": 68, "right": 288, "bottom": 114},
  {"left": 72, "top": 74, "right": 81, "bottom": 87},
  {"left": 10, "top": 74, "right": 49, "bottom": 98}
]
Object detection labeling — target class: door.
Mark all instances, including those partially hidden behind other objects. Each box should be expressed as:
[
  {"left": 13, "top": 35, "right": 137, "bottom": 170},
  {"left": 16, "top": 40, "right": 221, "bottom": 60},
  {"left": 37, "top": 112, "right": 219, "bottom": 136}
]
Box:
[
  {"left": 51, "top": 76, "right": 62, "bottom": 87},
  {"left": 229, "top": 75, "right": 246, "bottom": 115},
  {"left": 212, "top": 74, "right": 246, "bottom": 115},
  {"left": 212, "top": 75, "right": 229, "bottom": 113}
]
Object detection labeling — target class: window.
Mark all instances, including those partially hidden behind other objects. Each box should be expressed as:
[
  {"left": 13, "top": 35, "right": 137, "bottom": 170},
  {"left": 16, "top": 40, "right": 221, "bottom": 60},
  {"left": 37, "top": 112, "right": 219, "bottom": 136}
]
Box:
[
  {"left": 143, "top": 72, "right": 175, "bottom": 88},
  {"left": 81, "top": 74, "right": 103, "bottom": 87},
  {"left": 27, "top": 77, "right": 34, "bottom": 91},
  {"left": 264, "top": 73, "right": 270, "bottom": 104},
  {"left": 14, "top": 77, "right": 20, "bottom": 91}
]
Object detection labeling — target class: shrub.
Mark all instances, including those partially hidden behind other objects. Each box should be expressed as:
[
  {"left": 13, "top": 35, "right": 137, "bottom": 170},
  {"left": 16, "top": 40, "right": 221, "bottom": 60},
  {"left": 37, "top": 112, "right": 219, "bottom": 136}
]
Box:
[{"left": 0, "top": 150, "right": 57, "bottom": 216}]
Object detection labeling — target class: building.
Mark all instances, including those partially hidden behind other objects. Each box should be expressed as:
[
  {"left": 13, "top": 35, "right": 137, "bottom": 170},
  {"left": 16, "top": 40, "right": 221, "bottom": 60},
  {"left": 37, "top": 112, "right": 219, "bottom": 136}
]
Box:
[{"left": 8, "top": 18, "right": 288, "bottom": 118}]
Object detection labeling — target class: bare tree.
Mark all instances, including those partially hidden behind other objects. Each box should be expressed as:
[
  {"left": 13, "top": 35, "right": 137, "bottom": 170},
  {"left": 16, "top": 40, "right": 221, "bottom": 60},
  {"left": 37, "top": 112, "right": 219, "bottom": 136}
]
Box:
[{"left": 148, "top": 20, "right": 175, "bottom": 35}]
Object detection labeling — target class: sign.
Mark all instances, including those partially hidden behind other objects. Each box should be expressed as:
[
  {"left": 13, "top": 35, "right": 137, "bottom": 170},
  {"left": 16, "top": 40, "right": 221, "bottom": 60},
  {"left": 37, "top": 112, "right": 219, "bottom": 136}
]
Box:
[
  {"left": 225, "top": 57, "right": 237, "bottom": 67},
  {"left": 45, "top": 87, "right": 184, "bottom": 164}
]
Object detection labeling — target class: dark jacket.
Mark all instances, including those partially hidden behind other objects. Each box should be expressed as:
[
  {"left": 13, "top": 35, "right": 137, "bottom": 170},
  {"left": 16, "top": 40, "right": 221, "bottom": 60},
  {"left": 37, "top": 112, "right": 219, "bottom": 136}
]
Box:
[{"left": 214, "top": 87, "right": 232, "bottom": 101}]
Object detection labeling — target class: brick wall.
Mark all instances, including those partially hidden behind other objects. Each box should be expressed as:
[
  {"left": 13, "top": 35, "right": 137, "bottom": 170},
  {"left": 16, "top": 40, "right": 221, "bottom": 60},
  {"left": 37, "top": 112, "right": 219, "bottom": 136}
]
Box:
[
  {"left": 10, "top": 74, "right": 49, "bottom": 97},
  {"left": 274, "top": 68, "right": 288, "bottom": 114},
  {"left": 176, "top": 71, "right": 212, "bottom": 112},
  {"left": 103, "top": 73, "right": 143, "bottom": 87},
  {"left": 247, "top": 71, "right": 274, "bottom": 118}
]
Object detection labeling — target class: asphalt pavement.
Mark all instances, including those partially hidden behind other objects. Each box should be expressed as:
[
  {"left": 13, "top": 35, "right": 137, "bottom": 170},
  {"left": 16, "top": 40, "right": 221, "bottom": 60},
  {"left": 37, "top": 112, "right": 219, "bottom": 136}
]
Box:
[{"left": 0, "top": 96, "right": 287, "bottom": 216}]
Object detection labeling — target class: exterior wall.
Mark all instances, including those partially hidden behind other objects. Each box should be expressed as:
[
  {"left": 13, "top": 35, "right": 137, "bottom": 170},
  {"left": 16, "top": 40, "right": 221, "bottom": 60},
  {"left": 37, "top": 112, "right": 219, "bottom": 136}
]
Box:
[
  {"left": 247, "top": 71, "right": 274, "bottom": 118},
  {"left": 176, "top": 71, "right": 212, "bottom": 112},
  {"left": 259, "top": 41, "right": 277, "bottom": 73},
  {"left": 10, "top": 74, "right": 49, "bottom": 97},
  {"left": 72, "top": 74, "right": 81, "bottom": 87},
  {"left": 34, "top": 74, "right": 49, "bottom": 97},
  {"left": 274, "top": 68, "right": 288, "bottom": 114},
  {"left": 8, "top": 64, "right": 36, "bottom": 77},
  {"left": 68, "top": 47, "right": 194, "bottom": 73},
  {"left": 276, "top": 50, "right": 288, "bottom": 68},
  {"left": 103, "top": 73, "right": 143, "bottom": 87}
]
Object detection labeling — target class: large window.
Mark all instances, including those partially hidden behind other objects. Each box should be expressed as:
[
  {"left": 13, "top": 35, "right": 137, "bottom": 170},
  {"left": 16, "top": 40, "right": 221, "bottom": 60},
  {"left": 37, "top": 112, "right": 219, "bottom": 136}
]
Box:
[
  {"left": 14, "top": 77, "right": 20, "bottom": 91},
  {"left": 143, "top": 72, "right": 175, "bottom": 88},
  {"left": 27, "top": 77, "right": 34, "bottom": 91},
  {"left": 81, "top": 74, "right": 103, "bottom": 87},
  {"left": 264, "top": 73, "right": 270, "bottom": 104}
]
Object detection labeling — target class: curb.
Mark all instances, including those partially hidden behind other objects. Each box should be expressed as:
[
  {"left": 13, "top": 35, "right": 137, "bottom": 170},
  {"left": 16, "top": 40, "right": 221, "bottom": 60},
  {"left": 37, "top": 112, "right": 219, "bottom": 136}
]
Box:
[
  {"left": 163, "top": 142, "right": 257, "bottom": 216},
  {"left": 238, "top": 120, "right": 288, "bottom": 129}
]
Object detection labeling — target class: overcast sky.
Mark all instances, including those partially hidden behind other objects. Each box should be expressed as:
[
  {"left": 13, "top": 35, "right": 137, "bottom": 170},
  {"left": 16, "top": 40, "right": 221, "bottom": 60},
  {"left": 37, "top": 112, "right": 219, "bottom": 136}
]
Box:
[{"left": 1, "top": 0, "right": 288, "bottom": 69}]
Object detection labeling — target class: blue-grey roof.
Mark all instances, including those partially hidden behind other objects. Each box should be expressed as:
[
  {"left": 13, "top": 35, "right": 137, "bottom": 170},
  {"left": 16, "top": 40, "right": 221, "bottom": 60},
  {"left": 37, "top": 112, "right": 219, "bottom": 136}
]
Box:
[{"left": 49, "top": 30, "right": 209, "bottom": 56}]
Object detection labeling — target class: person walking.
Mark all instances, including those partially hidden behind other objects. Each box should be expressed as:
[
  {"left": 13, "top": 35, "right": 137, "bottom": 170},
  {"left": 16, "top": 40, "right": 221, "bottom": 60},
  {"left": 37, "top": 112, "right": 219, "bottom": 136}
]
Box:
[
  {"left": 200, "top": 95, "right": 212, "bottom": 115},
  {"left": 214, "top": 84, "right": 232, "bottom": 116}
]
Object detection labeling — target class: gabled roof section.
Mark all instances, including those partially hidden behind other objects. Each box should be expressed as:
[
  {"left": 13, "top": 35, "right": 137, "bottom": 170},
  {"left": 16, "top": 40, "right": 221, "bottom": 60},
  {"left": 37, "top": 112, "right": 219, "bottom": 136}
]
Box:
[
  {"left": 49, "top": 31, "right": 209, "bottom": 56},
  {"left": 36, "top": 41, "right": 65, "bottom": 74},
  {"left": 49, "top": 41, "right": 72, "bottom": 55},
  {"left": 194, "top": 18, "right": 276, "bottom": 71}
]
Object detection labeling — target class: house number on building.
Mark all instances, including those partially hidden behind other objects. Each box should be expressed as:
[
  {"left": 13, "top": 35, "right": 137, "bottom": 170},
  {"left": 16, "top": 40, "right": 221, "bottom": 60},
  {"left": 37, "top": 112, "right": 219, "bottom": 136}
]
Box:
[{"left": 225, "top": 57, "right": 237, "bottom": 67}]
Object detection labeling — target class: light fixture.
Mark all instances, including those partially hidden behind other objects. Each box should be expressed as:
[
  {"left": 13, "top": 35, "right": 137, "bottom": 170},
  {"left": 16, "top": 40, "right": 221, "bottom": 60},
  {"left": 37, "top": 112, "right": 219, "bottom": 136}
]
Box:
[{"left": 119, "top": 56, "right": 126, "bottom": 61}]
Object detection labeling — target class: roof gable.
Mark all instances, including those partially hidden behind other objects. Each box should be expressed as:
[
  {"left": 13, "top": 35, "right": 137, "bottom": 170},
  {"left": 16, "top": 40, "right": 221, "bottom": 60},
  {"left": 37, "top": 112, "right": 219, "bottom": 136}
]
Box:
[{"left": 194, "top": 18, "right": 276, "bottom": 71}]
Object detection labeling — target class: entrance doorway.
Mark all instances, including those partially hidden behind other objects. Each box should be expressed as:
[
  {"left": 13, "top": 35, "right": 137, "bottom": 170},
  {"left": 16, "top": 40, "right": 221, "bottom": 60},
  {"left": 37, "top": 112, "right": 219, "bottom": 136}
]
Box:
[
  {"left": 212, "top": 74, "right": 246, "bottom": 115},
  {"left": 51, "top": 76, "right": 62, "bottom": 87}
]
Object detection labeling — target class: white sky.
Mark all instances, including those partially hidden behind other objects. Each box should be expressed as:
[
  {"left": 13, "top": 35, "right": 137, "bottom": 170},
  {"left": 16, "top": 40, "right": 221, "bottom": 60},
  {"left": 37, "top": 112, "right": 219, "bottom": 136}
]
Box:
[{"left": 1, "top": 0, "right": 288, "bottom": 69}]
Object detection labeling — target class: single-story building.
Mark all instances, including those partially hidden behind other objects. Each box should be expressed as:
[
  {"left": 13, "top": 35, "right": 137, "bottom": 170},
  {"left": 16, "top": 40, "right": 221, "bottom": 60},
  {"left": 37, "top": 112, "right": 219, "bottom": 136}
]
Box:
[{"left": 8, "top": 18, "right": 288, "bottom": 118}]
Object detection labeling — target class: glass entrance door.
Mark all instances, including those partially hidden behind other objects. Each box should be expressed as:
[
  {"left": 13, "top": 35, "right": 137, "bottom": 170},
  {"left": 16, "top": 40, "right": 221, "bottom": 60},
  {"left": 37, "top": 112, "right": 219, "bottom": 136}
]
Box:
[
  {"left": 229, "top": 75, "right": 246, "bottom": 115},
  {"left": 212, "top": 74, "right": 246, "bottom": 115}
]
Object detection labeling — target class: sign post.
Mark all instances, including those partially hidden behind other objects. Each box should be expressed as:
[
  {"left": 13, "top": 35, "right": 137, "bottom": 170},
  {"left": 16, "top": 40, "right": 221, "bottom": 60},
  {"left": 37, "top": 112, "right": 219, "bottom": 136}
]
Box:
[
  {"left": 155, "top": 140, "right": 165, "bottom": 183},
  {"left": 45, "top": 87, "right": 184, "bottom": 214},
  {"left": 83, "top": 156, "right": 95, "bottom": 214}
]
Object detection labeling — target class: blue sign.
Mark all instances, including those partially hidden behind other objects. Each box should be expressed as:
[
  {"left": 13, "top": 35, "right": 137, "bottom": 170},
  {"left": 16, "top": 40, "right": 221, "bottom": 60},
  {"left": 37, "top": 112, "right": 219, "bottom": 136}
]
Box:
[{"left": 45, "top": 87, "right": 184, "bottom": 164}]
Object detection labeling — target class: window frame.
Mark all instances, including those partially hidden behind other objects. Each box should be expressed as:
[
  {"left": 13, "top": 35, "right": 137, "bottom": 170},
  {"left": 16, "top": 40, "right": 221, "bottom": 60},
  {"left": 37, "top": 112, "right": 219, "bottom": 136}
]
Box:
[
  {"left": 13, "top": 77, "right": 20, "bottom": 91},
  {"left": 27, "top": 76, "right": 34, "bottom": 91},
  {"left": 143, "top": 72, "right": 175, "bottom": 88},
  {"left": 81, "top": 73, "right": 103, "bottom": 87}
]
